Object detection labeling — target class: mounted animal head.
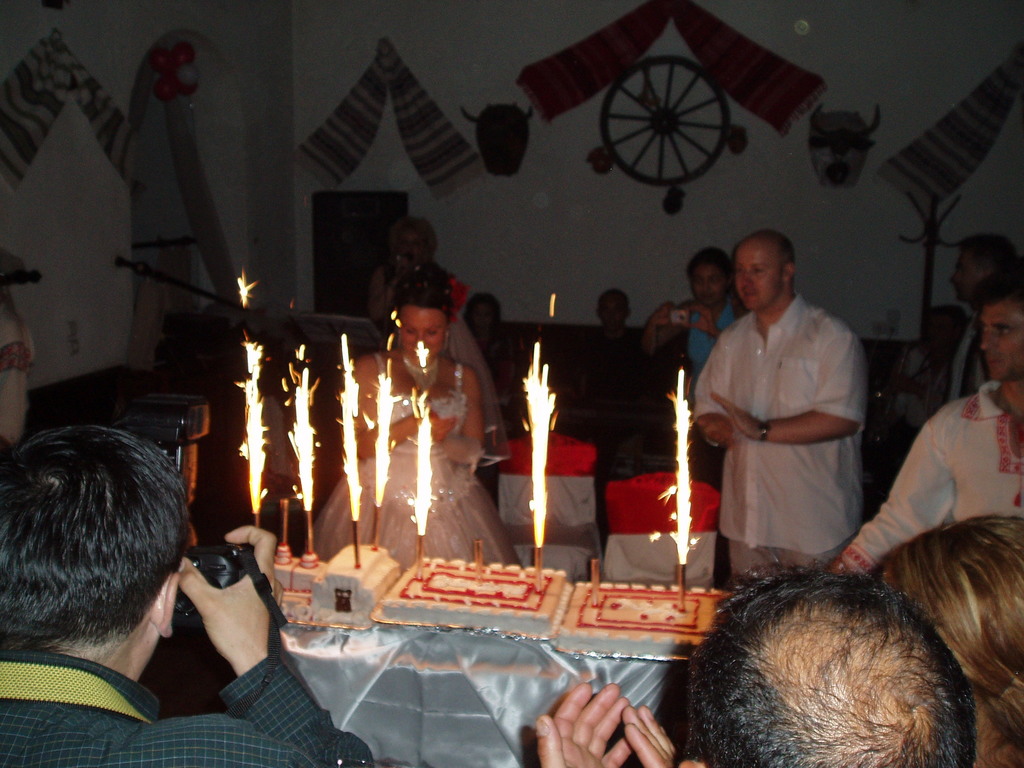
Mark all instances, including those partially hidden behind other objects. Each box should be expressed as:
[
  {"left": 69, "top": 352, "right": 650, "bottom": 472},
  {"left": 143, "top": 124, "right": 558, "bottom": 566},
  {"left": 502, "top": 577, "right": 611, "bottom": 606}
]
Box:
[
  {"left": 808, "top": 105, "right": 880, "bottom": 187},
  {"left": 461, "top": 103, "right": 532, "bottom": 176}
]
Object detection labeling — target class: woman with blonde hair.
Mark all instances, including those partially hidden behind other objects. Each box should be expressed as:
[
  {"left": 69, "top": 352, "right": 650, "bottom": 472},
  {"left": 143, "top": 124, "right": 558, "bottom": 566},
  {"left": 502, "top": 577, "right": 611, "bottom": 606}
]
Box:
[{"left": 884, "top": 516, "right": 1024, "bottom": 768}]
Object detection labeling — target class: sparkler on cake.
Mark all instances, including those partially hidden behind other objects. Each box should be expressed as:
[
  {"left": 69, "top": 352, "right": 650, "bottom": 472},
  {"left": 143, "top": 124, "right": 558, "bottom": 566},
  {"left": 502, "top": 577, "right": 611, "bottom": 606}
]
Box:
[
  {"left": 236, "top": 272, "right": 268, "bottom": 530},
  {"left": 339, "top": 334, "right": 362, "bottom": 567},
  {"left": 671, "top": 368, "right": 694, "bottom": 607},
  {"left": 525, "top": 341, "right": 555, "bottom": 589},
  {"left": 288, "top": 345, "right": 321, "bottom": 568},
  {"left": 412, "top": 391, "right": 432, "bottom": 579},
  {"left": 371, "top": 356, "right": 393, "bottom": 549}
]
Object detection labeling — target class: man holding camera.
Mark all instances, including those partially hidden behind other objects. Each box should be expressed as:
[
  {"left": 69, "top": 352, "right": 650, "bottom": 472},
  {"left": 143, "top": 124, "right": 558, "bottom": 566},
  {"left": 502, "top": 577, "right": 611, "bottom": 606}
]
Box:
[{"left": 0, "top": 426, "right": 371, "bottom": 767}]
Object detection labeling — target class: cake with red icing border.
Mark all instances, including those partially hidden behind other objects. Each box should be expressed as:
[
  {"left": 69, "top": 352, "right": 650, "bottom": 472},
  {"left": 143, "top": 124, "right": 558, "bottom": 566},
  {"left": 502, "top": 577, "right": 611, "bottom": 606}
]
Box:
[
  {"left": 556, "top": 582, "right": 723, "bottom": 658},
  {"left": 373, "top": 558, "right": 572, "bottom": 637}
]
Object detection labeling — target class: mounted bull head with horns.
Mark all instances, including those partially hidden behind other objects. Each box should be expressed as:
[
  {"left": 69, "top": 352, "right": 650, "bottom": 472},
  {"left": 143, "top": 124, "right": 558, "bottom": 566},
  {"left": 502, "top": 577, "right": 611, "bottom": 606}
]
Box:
[
  {"left": 461, "top": 103, "right": 532, "bottom": 176},
  {"left": 808, "top": 104, "right": 881, "bottom": 187}
]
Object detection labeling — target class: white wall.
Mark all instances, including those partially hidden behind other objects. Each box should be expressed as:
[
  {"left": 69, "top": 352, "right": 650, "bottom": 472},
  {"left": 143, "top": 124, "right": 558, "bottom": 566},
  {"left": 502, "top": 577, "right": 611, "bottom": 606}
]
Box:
[
  {"left": 1, "top": 0, "right": 1022, "bottom": 389},
  {"left": 293, "top": 0, "right": 1024, "bottom": 336}
]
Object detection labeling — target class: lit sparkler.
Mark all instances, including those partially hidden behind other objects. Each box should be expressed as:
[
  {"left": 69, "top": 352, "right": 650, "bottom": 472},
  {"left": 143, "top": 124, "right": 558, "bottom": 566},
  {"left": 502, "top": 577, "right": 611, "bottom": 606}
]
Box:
[
  {"left": 525, "top": 341, "right": 556, "bottom": 588},
  {"left": 239, "top": 336, "right": 267, "bottom": 527},
  {"left": 413, "top": 392, "right": 432, "bottom": 579},
  {"left": 672, "top": 368, "right": 693, "bottom": 608},
  {"left": 372, "top": 358, "right": 394, "bottom": 549},
  {"left": 340, "top": 334, "right": 362, "bottom": 567},
  {"left": 288, "top": 345, "right": 320, "bottom": 567}
]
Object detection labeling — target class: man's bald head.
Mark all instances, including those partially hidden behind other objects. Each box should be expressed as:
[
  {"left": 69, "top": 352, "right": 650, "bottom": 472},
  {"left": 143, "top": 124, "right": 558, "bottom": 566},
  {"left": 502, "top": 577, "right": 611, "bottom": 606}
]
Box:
[{"left": 687, "top": 569, "right": 975, "bottom": 768}]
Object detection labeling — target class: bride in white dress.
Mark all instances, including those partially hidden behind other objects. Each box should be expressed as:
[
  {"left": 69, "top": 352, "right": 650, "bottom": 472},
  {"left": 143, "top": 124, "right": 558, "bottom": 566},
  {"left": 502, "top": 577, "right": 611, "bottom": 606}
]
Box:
[{"left": 314, "top": 263, "right": 519, "bottom": 570}]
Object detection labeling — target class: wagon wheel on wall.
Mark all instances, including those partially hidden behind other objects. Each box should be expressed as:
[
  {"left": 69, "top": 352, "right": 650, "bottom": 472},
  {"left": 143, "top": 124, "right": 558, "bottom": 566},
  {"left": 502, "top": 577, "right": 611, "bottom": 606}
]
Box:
[{"left": 599, "top": 55, "right": 730, "bottom": 213}]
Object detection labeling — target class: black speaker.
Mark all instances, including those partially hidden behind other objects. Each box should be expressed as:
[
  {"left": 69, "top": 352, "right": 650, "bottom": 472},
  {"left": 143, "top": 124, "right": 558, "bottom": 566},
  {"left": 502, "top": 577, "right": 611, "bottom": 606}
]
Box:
[{"left": 312, "top": 191, "right": 408, "bottom": 316}]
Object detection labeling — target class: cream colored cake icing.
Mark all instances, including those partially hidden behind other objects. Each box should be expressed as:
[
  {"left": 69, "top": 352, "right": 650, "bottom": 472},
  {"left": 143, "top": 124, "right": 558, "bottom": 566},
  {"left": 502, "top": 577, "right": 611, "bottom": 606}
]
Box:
[
  {"left": 312, "top": 544, "right": 400, "bottom": 627},
  {"left": 373, "top": 558, "right": 572, "bottom": 637},
  {"left": 273, "top": 556, "right": 327, "bottom": 622},
  {"left": 556, "top": 582, "right": 724, "bottom": 658}
]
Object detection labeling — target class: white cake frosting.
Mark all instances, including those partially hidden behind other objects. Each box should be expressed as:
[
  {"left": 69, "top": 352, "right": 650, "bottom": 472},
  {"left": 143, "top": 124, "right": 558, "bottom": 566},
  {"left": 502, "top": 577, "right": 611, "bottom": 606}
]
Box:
[
  {"left": 312, "top": 545, "right": 401, "bottom": 627},
  {"left": 556, "top": 582, "right": 723, "bottom": 658},
  {"left": 274, "top": 556, "right": 327, "bottom": 622},
  {"left": 373, "top": 558, "right": 572, "bottom": 637}
]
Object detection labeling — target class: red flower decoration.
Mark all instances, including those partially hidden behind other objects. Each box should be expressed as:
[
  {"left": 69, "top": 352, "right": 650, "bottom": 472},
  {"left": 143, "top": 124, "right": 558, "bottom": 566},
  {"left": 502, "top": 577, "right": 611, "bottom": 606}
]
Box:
[{"left": 448, "top": 276, "right": 469, "bottom": 319}]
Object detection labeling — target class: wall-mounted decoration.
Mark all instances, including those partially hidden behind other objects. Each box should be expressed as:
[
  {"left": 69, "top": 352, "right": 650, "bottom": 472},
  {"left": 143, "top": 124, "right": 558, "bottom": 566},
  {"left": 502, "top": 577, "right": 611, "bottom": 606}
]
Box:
[
  {"left": 516, "top": 0, "right": 825, "bottom": 213},
  {"left": 460, "top": 103, "right": 532, "bottom": 176},
  {"left": 598, "top": 55, "right": 729, "bottom": 212},
  {"left": 878, "top": 42, "right": 1023, "bottom": 335},
  {"left": 296, "top": 38, "right": 483, "bottom": 198},
  {"left": 517, "top": 0, "right": 824, "bottom": 134},
  {"left": 0, "top": 30, "right": 136, "bottom": 190},
  {"left": 808, "top": 105, "right": 880, "bottom": 187},
  {"left": 726, "top": 126, "right": 747, "bottom": 155},
  {"left": 878, "top": 42, "right": 1023, "bottom": 208},
  {"left": 149, "top": 41, "right": 200, "bottom": 102}
]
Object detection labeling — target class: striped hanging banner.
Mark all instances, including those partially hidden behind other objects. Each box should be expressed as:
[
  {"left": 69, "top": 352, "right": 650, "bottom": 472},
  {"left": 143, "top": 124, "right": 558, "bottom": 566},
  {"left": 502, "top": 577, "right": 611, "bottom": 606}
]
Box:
[
  {"left": 296, "top": 38, "right": 482, "bottom": 198},
  {"left": 0, "top": 31, "right": 136, "bottom": 189},
  {"left": 878, "top": 42, "right": 1024, "bottom": 206}
]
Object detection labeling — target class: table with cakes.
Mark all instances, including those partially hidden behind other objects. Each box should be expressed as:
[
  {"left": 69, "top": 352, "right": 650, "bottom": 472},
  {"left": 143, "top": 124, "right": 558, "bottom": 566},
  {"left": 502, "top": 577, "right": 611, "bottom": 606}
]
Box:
[
  {"left": 279, "top": 545, "right": 718, "bottom": 768},
  {"left": 250, "top": 336, "right": 719, "bottom": 768}
]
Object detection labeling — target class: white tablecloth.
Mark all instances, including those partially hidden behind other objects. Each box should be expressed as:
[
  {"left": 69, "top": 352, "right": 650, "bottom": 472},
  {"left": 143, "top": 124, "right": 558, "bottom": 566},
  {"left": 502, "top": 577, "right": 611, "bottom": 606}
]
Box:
[{"left": 283, "top": 622, "right": 672, "bottom": 768}]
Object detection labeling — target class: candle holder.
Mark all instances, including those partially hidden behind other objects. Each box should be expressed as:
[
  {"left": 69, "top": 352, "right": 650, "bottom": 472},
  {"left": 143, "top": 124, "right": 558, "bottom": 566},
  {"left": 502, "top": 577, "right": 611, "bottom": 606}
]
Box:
[
  {"left": 300, "top": 506, "right": 319, "bottom": 568},
  {"left": 590, "top": 558, "right": 601, "bottom": 607},
  {"left": 533, "top": 545, "right": 544, "bottom": 591},
  {"left": 372, "top": 504, "right": 382, "bottom": 550},
  {"left": 275, "top": 497, "right": 292, "bottom": 565},
  {"left": 676, "top": 562, "right": 686, "bottom": 611},
  {"left": 351, "top": 519, "right": 361, "bottom": 568}
]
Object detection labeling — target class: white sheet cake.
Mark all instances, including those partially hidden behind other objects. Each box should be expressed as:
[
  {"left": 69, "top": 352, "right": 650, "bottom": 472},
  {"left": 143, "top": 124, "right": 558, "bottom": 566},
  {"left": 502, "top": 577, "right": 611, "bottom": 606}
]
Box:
[
  {"left": 274, "top": 555, "right": 327, "bottom": 622},
  {"left": 556, "top": 582, "right": 724, "bottom": 658},
  {"left": 373, "top": 558, "right": 572, "bottom": 637},
  {"left": 311, "top": 544, "right": 401, "bottom": 627}
]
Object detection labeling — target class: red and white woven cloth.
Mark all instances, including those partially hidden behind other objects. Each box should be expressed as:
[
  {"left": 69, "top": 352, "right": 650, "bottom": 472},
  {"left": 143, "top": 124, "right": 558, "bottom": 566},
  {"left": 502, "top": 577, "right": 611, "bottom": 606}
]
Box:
[
  {"left": 878, "top": 42, "right": 1024, "bottom": 206},
  {"left": 517, "top": 0, "right": 825, "bottom": 136}
]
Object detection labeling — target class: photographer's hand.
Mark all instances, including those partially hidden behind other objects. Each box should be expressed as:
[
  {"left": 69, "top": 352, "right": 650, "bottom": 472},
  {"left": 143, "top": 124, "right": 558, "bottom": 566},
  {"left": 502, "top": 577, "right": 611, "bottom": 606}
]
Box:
[{"left": 178, "top": 526, "right": 276, "bottom": 677}]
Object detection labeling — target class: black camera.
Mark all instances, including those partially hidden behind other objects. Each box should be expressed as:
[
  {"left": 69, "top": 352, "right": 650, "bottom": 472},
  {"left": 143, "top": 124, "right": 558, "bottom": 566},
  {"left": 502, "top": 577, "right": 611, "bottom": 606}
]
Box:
[{"left": 172, "top": 544, "right": 253, "bottom": 630}]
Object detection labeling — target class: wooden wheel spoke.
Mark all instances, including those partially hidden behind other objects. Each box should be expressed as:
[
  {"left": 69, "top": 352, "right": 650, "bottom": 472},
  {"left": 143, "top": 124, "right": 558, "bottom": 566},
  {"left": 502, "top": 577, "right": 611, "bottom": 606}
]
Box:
[{"left": 609, "top": 122, "right": 656, "bottom": 148}]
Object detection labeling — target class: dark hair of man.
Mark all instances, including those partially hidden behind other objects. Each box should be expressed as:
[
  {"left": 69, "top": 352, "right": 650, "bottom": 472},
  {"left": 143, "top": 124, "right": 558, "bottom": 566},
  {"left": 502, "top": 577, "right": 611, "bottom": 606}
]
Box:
[
  {"left": 973, "top": 267, "right": 1024, "bottom": 314},
  {"left": 687, "top": 568, "right": 976, "bottom": 768},
  {"left": 598, "top": 288, "right": 629, "bottom": 308},
  {"left": 958, "top": 234, "right": 1018, "bottom": 274},
  {"left": 687, "top": 247, "right": 732, "bottom": 279},
  {"left": 0, "top": 426, "right": 190, "bottom": 653},
  {"left": 463, "top": 292, "right": 502, "bottom": 326},
  {"left": 733, "top": 229, "right": 796, "bottom": 265},
  {"left": 393, "top": 262, "right": 454, "bottom": 318}
]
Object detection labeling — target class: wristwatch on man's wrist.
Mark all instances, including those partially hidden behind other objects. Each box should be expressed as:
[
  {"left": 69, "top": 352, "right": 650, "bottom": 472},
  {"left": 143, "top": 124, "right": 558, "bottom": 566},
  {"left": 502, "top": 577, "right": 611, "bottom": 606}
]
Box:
[{"left": 757, "top": 420, "right": 771, "bottom": 441}]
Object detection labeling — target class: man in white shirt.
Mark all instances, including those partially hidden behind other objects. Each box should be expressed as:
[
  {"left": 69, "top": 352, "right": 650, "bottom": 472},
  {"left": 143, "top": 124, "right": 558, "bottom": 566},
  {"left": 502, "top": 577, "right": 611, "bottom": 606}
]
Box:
[
  {"left": 695, "top": 230, "right": 867, "bottom": 575},
  {"left": 837, "top": 269, "right": 1024, "bottom": 571}
]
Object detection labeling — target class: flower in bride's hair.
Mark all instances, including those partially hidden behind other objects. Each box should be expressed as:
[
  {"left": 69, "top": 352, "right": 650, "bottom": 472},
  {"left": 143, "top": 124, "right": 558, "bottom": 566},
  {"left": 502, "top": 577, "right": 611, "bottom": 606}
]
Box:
[{"left": 449, "top": 275, "right": 469, "bottom": 317}]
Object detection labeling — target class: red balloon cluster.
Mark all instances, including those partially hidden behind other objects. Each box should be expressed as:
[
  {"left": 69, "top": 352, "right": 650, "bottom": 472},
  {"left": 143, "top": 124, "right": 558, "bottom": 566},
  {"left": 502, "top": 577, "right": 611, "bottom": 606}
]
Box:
[{"left": 149, "top": 41, "right": 199, "bottom": 101}]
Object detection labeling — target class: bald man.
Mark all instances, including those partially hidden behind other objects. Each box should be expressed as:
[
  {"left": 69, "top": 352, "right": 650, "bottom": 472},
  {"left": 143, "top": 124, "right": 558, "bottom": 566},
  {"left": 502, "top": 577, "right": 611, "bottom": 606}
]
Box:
[{"left": 694, "top": 230, "right": 867, "bottom": 575}]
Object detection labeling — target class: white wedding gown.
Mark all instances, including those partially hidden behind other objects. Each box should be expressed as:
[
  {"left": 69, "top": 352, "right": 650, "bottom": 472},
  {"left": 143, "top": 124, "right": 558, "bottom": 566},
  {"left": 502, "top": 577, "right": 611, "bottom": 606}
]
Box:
[{"left": 314, "top": 362, "right": 519, "bottom": 570}]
